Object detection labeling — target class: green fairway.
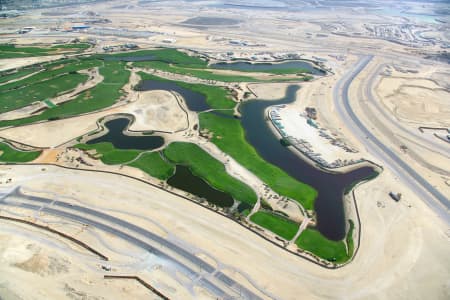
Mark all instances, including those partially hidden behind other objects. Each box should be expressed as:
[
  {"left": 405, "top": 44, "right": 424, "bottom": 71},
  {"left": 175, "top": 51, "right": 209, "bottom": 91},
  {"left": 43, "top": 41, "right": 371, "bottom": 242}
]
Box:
[
  {"left": 250, "top": 211, "right": 299, "bottom": 240},
  {"left": 76, "top": 142, "right": 174, "bottom": 180},
  {"left": 164, "top": 142, "right": 257, "bottom": 205},
  {"left": 106, "top": 48, "right": 207, "bottom": 67},
  {"left": 0, "top": 43, "right": 90, "bottom": 59},
  {"left": 0, "top": 67, "right": 41, "bottom": 84},
  {"left": 128, "top": 49, "right": 308, "bottom": 81},
  {"left": 74, "top": 142, "right": 140, "bottom": 165},
  {"left": 138, "top": 72, "right": 236, "bottom": 109},
  {"left": 0, "top": 58, "right": 101, "bottom": 93},
  {"left": 0, "top": 73, "right": 88, "bottom": 113},
  {"left": 295, "top": 228, "right": 350, "bottom": 263},
  {"left": 128, "top": 152, "right": 174, "bottom": 180},
  {"left": 0, "top": 142, "right": 41, "bottom": 162},
  {"left": 135, "top": 61, "right": 261, "bottom": 82},
  {"left": 199, "top": 112, "right": 317, "bottom": 209},
  {"left": 0, "top": 60, "right": 130, "bottom": 127}
]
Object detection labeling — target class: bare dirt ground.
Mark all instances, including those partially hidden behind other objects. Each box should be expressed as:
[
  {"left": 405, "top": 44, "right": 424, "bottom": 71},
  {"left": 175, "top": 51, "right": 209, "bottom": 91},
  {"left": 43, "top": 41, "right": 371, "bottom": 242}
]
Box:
[
  {"left": 0, "top": 165, "right": 448, "bottom": 300},
  {"left": 376, "top": 77, "right": 450, "bottom": 127}
]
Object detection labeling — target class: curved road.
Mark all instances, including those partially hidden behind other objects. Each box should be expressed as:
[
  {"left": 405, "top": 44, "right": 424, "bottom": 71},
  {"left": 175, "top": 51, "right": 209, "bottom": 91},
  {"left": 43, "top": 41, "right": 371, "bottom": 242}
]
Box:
[{"left": 333, "top": 55, "right": 450, "bottom": 223}]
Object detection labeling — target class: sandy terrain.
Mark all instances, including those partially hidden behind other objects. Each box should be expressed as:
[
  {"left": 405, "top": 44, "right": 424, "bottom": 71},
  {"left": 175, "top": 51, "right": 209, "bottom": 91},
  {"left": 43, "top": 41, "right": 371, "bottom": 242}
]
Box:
[
  {"left": 272, "top": 106, "right": 361, "bottom": 165},
  {"left": 0, "top": 164, "right": 448, "bottom": 300},
  {"left": 127, "top": 90, "right": 188, "bottom": 133},
  {"left": 0, "top": 0, "right": 449, "bottom": 299},
  {"left": 376, "top": 76, "right": 450, "bottom": 127}
]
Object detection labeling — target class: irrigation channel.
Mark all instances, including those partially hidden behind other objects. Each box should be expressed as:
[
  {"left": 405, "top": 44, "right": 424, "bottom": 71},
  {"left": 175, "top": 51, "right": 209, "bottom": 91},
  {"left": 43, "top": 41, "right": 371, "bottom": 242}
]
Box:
[
  {"left": 210, "top": 60, "right": 326, "bottom": 75},
  {"left": 86, "top": 118, "right": 236, "bottom": 208},
  {"left": 98, "top": 80, "right": 377, "bottom": 241}
]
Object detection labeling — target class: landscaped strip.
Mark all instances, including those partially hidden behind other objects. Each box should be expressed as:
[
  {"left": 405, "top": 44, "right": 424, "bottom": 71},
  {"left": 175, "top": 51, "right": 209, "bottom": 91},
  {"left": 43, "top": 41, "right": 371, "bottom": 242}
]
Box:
[
  {"left": 0, "top": 67, "right": 41, "bottom": 84},
  {"left": 0, "top": 43, "right": 90, "bottom": 59},
  {"left": 295, "top": 228, "right": 350, "bottom": 263},
  {"left": 74, "top": 142, "right": 141, "bottom": 165},
  {"left": 135, "top": 61, "right": 261, "bottom": 83},
  {"left": 250, "top": 211, "right": 299, "bottom": 240},
  {"left": 199, "top": 112, "right": 317, "bottom": 209},
  {"left": 0, "top": 142, "right": 41, "bottom": 162},
  {"left": 164, "top": 142, "right": 257, "bottom": 206},
  {"left": 128, "top": 152, "right": 174, "bottom": 180}
]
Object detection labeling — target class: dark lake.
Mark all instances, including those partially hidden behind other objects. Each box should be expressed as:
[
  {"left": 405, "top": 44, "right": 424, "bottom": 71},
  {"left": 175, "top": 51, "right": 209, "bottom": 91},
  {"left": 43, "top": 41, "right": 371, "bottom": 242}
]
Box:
[
  {"left": 137, "top": 79, "right": 376, "bottom": 241},
  {"left": 239, "top": 85, "right": 376, "bottom": 240},
  {"left": 87, "top": 118, "right": 164, "bottom": 150},
  {"left": 167, "top": 165, "right": 234, "bottom": 208},
  {"left": 136, "top": 80, "right": 209, "bottom": 111},
  {"left": 210, "top": 61, "right": 326, "bottom": 75}
]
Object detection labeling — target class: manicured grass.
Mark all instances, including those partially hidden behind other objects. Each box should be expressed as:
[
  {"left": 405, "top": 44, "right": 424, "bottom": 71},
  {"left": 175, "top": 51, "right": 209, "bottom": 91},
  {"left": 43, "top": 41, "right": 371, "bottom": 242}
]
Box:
[
  {"left": 164, "top": 142, "right": 257, "bottom": 205},
  {"left": 135, "top": 61, "right": 260, "bottom": 82},
  {"left": 0, "top": 67, "right": 41, "bottom": 84},
  {"left": 128, "top": 152, "right": 174, "bottom": 180},
  {"left": 250, "top": 211, "right": 299, "bottom": 240},
  {"left": 0, "top": 60, "right": 130, "bottom": 127},
  {"left": 51, "top": 43, "right": 90, "bottom": 49},
  {"left": 0, "top": 73, "right": 88, "bottom": 113},
  {"left": 0, "top": 43, "right": 90, "bottom": 59},
  {"left": 0, "top": 142, "right": 41, "bottom": 162},
  {"left": 199, "top": 112, "right": 317, "bottom": 209},
  {"left": 43, "top": 99, "right": 56, "bottom": 108},
  {"left": 346, "top": 219, "right": 355, "bottom": 258},
  {"left": 106, "top": 48, "right": 207, "bottom": 67},
  {"left": 76, "top": 142, "right": 174, "bottom": 180},
  {"left": 74, "top": 142, "right": 140, "bottom": 164},
  {"left": 138, "top": 72, "right": 237, "bottom": 109},
  {"left": 295, "top": 228, "right": 349, "bottom": 263},
  {"left": 0, "top": 58, "right": 101, "bottom": 93}
]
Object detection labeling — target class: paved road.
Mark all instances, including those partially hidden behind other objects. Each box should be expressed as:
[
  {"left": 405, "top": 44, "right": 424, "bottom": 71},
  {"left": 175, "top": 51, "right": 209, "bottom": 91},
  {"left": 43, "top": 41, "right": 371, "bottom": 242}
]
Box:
[
  {"left": 1, "top": 189, "right": 265, "bottom": 300},
  {"left": 333, "top": 55, "right": 450, "bottom": 223}
]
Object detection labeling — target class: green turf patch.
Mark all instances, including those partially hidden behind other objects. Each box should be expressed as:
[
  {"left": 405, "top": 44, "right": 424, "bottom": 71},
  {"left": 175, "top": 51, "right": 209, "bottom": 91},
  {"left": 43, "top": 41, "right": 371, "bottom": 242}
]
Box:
[
  {"left": 0, "top": 58, "right": 101, "bottom": 93},
  {"left": 0, "top": 142, "right": 41, "bottom": 162},
  {"left": 0, "top": 43, "right": 90, "bottom": 59},
  {"left": 138, "top": 72, "right": 237, "bottom": 109},
  {"left": 295, "top": 228, "right": 349, "bottom": 263},
  {"left": 128, "top": 152, "right": 174, "bottom": 180},
  {"left": 51, "top": 43, "right": 90, "bottom": 49},
  {"left": 74, "top": 142, "right": 140, "bottom": 164},
  {"left": 105, "top": 48, "right": 207, "bottom": 67},
  {"left": 250, "top": 211, "right": 299, "bottom": 240},
  {"left": 164, "top": 142, "right": 257, "bottom": 205},
  {"left": 0, "top": 60, "right": 130, "bottom": 127},
  {"left": 0, "top": 73, "right": 88, "bottom": 113},
  {"left": 43, "top": 99, "right": 56, "bottom": 108},
  {"left": 135, "top": 61, "right": 261, "bottom": 83},
  {"left": 0, "top": 67, "right": 41, "bottom": 84},
  {"left": 346, "top": 219, "right": 355, "bottom": 258},
  {"left": 199, "top": 112, "right": 317, "bottom": 209}
]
